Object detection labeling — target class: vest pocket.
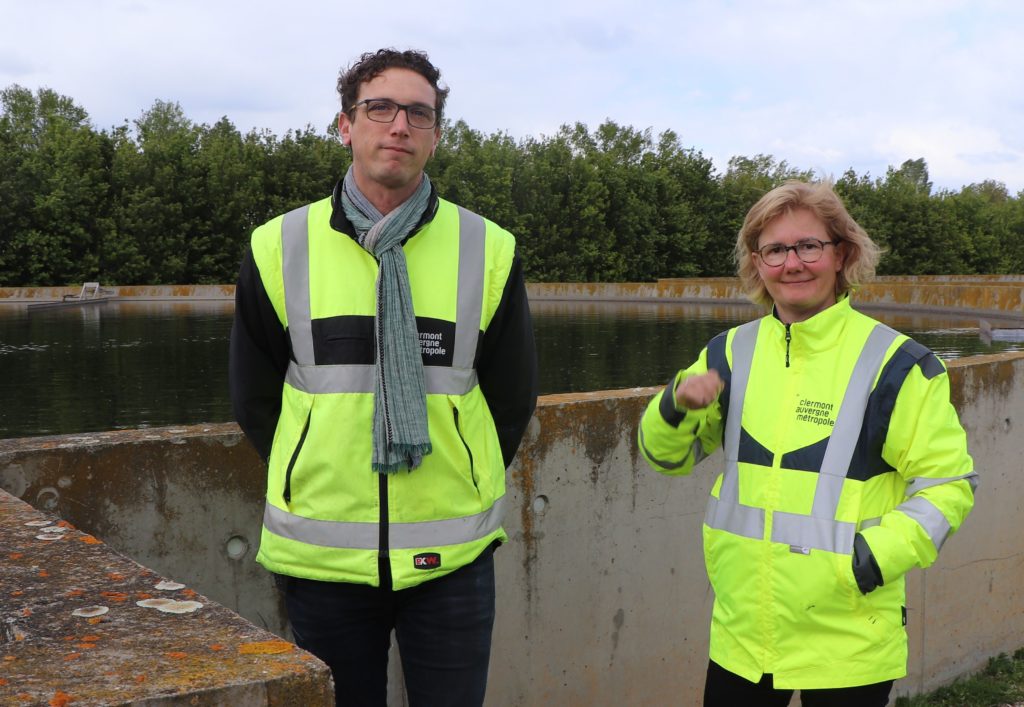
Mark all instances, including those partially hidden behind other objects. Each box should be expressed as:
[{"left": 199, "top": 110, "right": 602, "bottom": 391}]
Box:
[
  {"left": 452, "top": 406, "right": 478, "bottom": 490},
  {"left": 283, "top": 407, "right": 312, "bottom": 504}
]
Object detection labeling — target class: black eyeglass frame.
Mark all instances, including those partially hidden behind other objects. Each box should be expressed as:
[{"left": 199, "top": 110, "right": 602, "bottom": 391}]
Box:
[
  {"left": 351, "top": 98, "right": 439, "bottom": 129},
  {"left": 754, "top": 238, "right": 838, "bottom": 267}
]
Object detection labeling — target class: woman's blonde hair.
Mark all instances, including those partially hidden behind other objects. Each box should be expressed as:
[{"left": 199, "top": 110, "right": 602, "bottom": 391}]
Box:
[{"left": 734, "top": 180, "right": 882, "bottom": 308}]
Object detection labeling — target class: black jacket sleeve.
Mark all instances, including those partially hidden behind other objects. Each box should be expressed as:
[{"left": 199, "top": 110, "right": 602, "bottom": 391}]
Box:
[
  {"left": 229, "top": 248, "right": 290, "bottom": 462},
  {"left": 477, "top": 254, "right": 538, "bottom": 468}
]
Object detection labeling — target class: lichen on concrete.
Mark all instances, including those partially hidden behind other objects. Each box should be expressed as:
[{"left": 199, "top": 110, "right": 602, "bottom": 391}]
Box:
[{"left": 0, "top": 488, "right": 332, "bottom": 706}]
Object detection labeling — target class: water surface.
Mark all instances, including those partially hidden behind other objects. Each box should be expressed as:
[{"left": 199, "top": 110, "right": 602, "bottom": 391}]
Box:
[{"left": 1, "top": 299, "right": 1020, "bottom": 439}]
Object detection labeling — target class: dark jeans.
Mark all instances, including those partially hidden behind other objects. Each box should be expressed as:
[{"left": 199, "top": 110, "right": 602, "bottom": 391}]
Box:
[
  {"left": 278, "top": 548, "right": 496, "bottom": 707},
  {"left": 703, "top": 660, "right": 894, "bottom": 707}
]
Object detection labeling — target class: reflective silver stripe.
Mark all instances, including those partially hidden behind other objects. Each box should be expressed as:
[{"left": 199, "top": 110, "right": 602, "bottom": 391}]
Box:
[
  {"left": 265, "top": 501, "right": 377, "bottom": 549},
  {"left": 705, "top": 321, "right": 762, "bottom": 536},
  {"left": 285, "top": 363, "right": 478, "bottom": 395},
  {"left": 392, "top": 495, "right": 506, "bottom": 549},
  {"left": 426, "top": 366, "right": 478, "bottom": 395},
  {"left": 772, "top": 324, "right": 899, "bottom": 553},
  {"left": 704, "top": 494, "right": 765, "bottom": 540},
  {"left": 723, "top": 321, "right": 760, "bottom": 473},
  {"left": 897, "top": 495, "right": 953, "bottom": 551},
  {"left": 772, "top": 511, "right": 856, "bottom": 554},
  {"left": 817, "top": 325, "right": 900, "bottom": 484},
  {"left": 860, "top": 517, "right": 881, "bottom": 530},
  {"left": 454, "top": 207, "right": 485, "bottom": 371},
  {"left": 287, "top": 363, "right": 375, "bottom": 393},
  {"left": 905, "top": 471, "right": 978, "bottom": 496},
  {"left": 638, "top": 426, "right": 694, "bottom": 471},
  {"left": 967, "top": 471, "right": 979, "bottom": 493},
  {"left": 693, "top": 443, "right": 709, "bottom": 466},
  {"left": 263, "top": 495, "right": 506, "bottom": 550},
  {"left": 282, "top": 205, "right": 314, "bottom": 365},
  {"left": 279, "top": 203, "right": 485, "bottom": 395}
]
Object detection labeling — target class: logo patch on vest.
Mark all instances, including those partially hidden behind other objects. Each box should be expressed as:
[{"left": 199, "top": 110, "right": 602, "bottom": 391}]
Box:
[
  {"left": 413, "top": 552, "right": 442, "bottom": 570},
  {"left": 415, "top": 317, "right": 455, "bottom": 366},
  {"left": 794, "top": 397, "right": 836, "bottom": 427}
]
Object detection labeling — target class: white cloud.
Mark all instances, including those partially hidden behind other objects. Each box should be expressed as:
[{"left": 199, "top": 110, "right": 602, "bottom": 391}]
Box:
[
  {"left": 877, "top": 122, "right": 1024, "bottom": 189},
  {"left": 2, "top": 0, "right": 1023, "bottom": 191}
]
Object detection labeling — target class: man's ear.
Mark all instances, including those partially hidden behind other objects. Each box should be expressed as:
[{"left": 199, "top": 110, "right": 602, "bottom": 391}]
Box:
[
  {"left": 339, "top": 111, "right": 352, "bottom": 147},
  {"left": 430, "top": 127, "right": 441, "bottom": 156}
]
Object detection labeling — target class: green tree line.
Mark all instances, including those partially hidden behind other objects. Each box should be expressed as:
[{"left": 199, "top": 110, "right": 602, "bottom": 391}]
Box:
[{"left": 2, "top": 84, "right": 1022, "bottom": 286}]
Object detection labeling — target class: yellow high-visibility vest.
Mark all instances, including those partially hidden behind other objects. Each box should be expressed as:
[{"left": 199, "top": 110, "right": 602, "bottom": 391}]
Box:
[{"left": 250, "top": 196, "right": 516, "bottom": 589}]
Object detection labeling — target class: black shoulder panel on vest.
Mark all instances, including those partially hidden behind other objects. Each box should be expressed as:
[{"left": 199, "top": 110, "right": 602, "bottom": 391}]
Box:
[{"left": 706, "top": 330, "right": 731, "bottom": 426}]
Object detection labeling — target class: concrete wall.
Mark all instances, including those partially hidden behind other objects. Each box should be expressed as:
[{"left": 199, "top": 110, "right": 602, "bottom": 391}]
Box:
[
  {"left": 4, "top": 275, "right": 1023, "bottom": 321},
  {"left": 2, "top": 352, "right": 1022, "bottom": 705},
  {"left": 0, "top": 284, "right": 235, "bottom": 301},
  {"left": 528, "top": 277, "right": 1024, "bottom": 321}
]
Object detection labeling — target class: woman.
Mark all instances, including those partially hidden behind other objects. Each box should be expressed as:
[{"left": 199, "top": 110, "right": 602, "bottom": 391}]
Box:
[{"left": 638, "top": 181, "right": 976, "bottom": 706}]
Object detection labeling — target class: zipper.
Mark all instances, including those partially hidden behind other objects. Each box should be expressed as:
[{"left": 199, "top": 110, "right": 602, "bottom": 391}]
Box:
[
  {"left": 453, "top": 407, "right": 478, "bottom": 489},
  {"left": 784, "top": 323, "right": 792, "bottom": 368},
  {"left": 375, "top": 276, "right": 394, "bottom": 448},
  {"left": 378, "top": 473, "right": 391, "bottom": 590},
  {"left": 283, "top": 409, "right": 311, "bottom": 504},
  {"left": 373, "top": 274, "right": 393, "bottom": 590}
]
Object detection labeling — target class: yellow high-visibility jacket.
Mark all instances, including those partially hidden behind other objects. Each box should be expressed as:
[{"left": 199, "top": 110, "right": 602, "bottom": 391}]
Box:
[
  {"left": 638, "top": 296, "right": 976, "bottom": 688},
  {"left": 248, "top": 196, "right": 518, "bottom": 590}
]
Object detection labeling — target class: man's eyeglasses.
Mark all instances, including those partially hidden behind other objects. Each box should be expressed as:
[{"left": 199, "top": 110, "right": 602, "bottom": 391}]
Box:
[
  {"left": 353, "top": 99, "right": 438, "bottom": 129},
  {"left": 755, "top": 239, "right": 837, "bottom": 267}
]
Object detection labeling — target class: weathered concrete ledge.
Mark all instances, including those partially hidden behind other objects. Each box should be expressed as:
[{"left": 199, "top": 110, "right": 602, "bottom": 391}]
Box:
[
  {"left": 3, "top": 277, "right": 1023, "bottom": 322},
  {"left": 0, "top": 285, "right": 235, "bottom": 302},
  {"left": 527, "top": 276, "right": 1024, "bottom": 321},
  {"left": 0, "top": 487, "right": 332, "bottom": 705},
  {"left": 2, "top": 352, "right": 1023, "bottom": 705}
]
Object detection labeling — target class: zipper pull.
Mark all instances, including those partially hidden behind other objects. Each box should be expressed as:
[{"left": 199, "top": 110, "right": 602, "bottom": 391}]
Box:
[{"left": 785, "top": 324, "right": 792, "bottom": 368}]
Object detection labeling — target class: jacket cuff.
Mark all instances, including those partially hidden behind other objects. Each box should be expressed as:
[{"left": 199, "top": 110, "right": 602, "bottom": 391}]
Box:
[
  {"left": 852, "top": 532, "right": 883, "bottom": 594},
  {"left": 658, "top": 373, "right": 687, "bottom": 428}
]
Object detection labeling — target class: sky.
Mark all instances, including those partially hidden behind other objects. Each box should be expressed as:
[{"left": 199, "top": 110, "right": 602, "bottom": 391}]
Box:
[{"left": 3, "top": 0, "right": 1024, "bottom": 194}]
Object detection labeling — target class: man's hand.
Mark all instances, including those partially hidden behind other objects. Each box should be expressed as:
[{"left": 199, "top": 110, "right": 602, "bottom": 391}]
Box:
[{"left": 674, "top": 370, "right": 723, "bottom": 410}]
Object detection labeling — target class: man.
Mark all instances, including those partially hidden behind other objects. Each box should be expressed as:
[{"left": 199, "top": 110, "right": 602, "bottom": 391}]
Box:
[{"left": 230, "top": 48, "right": 538, "bottom": 706}]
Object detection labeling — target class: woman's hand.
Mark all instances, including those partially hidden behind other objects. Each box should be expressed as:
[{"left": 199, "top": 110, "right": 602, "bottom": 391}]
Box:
[{"left": 674, "top": 370, "right": 724, "bottom": 410}]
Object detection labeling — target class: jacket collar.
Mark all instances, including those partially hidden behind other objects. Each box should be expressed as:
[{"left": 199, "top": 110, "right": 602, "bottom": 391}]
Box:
[
  {"left": 328, "top": 177, "right": 440, "bottom": 243},
  {"left": 765, "top": 294, "right": 853, "bottom": 353}
]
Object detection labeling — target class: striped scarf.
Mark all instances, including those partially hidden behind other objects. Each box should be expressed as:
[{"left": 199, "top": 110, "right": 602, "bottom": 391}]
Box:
[{"left": 340, "top": 167, "right": 432, "bottom": 473}]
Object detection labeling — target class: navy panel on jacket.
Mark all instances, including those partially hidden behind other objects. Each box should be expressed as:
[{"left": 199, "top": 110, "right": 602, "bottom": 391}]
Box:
[
  {"left": 706, "top": 331, "right": 731, "bottom": 440},
  {"left": 847, "top": 339, "right": 930, "bottom": 482}
]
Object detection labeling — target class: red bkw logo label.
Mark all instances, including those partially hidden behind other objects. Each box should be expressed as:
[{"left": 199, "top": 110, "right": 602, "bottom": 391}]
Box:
[{"left": 413, "top": 553, "right": 441, "bottom": 569}]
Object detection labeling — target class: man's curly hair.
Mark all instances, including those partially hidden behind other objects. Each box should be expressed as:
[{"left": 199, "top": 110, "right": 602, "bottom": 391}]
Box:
[{"left": 337, "top": 48, "right": 449, "bottom": 119}]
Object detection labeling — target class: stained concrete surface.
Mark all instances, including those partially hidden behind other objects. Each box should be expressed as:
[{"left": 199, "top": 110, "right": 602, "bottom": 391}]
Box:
[{"left": 0, "top": 487, "right": 332, "bottom": 706}]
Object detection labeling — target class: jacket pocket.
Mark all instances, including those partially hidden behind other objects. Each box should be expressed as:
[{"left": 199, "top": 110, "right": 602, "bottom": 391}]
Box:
[
  {"left": 452, "top": 406, "right": 478, "bottom": 490},
  {"left": 837, "top": 551, "right": 901, "bottom": 642},
  {"left": 283, "top": 406, "right": 312, "bottom": 505}
]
